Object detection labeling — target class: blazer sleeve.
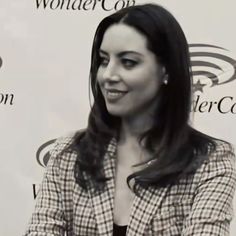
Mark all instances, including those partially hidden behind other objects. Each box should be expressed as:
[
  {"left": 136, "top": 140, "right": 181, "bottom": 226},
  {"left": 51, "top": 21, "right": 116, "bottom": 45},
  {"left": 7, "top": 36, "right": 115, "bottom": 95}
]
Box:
[
  {"left": 23, "top": 138, "right": 70, "bottom": 236},
  {"left": 182, "top": 142, "right": 236, "bottom": 236}
]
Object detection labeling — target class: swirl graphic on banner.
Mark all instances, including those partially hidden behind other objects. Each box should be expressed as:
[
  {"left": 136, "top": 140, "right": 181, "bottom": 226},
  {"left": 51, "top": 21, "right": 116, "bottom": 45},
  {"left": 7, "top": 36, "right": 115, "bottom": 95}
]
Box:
[
  {"left": 0, "top": 56, "right": 2, "bottom": 69},
  {"left": 190, "top": 44, "right": 236, "bottom": 93},
  {"left": 36, "top": 139, "right": 56, "bottom": 167}
]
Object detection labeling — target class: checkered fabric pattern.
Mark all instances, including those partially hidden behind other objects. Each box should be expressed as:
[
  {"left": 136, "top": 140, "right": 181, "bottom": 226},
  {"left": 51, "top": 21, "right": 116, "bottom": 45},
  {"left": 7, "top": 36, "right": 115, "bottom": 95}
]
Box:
[{"left": 24, "top": 132, "right": 236, "bottom": 236}]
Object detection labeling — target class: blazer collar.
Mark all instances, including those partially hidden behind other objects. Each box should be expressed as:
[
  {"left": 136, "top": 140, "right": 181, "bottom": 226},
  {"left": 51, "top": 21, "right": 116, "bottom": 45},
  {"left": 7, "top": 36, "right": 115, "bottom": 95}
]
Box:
[{"left": 87, "top": 138, "right": 169, "bottom": 236}]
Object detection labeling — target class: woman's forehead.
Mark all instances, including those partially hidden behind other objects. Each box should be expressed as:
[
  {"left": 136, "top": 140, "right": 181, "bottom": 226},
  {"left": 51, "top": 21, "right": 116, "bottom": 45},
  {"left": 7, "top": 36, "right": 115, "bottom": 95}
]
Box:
[{"left": 99, "top": 24, "right": 149, "bottom": 54}]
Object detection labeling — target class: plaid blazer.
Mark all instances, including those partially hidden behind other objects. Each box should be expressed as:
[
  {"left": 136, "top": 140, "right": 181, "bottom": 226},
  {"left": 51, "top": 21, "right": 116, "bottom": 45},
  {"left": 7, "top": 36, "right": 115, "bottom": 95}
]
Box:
[{"left": 24, "top": 132, "right": 236, "bottom": 236}]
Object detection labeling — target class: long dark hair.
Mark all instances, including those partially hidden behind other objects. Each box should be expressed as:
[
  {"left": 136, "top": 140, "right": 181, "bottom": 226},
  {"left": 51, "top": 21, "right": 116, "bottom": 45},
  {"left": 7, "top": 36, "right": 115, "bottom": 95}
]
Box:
[{"left": 71, "top": 4, "right": 216, "bottom": 192}]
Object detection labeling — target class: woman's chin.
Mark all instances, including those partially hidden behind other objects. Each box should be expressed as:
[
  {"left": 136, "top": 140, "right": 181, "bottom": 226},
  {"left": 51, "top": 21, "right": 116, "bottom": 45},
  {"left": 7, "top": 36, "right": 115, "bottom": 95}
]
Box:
[
  {"left": 106, "top": 106, "right": 127, "bottom": 117},
  {"left": 107, "top": 109, "right": 123, "bottom": 117}
]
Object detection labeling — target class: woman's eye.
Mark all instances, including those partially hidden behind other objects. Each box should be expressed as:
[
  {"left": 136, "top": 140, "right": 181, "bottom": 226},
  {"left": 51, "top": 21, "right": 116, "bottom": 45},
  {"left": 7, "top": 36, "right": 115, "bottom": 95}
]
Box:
[
  {"left": 99, "top": 57, "right": 109, "bottom": 67},
  {"left": 121, "top": 59, "right": 138, "bottom": 69}
]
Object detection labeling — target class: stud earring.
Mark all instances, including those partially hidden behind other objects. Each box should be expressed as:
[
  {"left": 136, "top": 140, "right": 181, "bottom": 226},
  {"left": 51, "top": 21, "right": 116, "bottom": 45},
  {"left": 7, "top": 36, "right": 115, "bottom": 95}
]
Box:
[{"left": 163, "top": 75, "right": 169, "bottom": 85}]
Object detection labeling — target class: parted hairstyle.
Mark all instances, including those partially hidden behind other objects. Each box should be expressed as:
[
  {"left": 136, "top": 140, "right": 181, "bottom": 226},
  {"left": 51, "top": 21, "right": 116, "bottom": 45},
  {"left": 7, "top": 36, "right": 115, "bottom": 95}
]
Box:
[{"left": 71, "top": 4, "right": 216, "bottom": 192}]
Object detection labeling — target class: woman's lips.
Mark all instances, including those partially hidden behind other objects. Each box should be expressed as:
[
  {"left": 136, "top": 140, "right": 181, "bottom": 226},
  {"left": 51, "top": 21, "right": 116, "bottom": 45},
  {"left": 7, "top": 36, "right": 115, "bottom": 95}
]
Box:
[{"left": 105, "top": 89, "right": 128, "bottom": 101}]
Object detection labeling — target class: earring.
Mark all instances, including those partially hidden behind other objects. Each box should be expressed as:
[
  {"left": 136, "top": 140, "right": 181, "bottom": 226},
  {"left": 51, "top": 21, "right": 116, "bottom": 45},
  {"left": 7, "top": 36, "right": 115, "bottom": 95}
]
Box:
[{"left": 163, "top": 75, "right": 168, "bottom": 85}]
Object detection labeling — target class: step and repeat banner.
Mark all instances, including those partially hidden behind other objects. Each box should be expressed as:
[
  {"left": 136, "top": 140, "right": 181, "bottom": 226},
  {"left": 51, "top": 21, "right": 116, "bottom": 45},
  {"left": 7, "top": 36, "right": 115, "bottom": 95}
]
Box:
[{"left": 0, "top": 0, "right": 236, "bottom": 235}]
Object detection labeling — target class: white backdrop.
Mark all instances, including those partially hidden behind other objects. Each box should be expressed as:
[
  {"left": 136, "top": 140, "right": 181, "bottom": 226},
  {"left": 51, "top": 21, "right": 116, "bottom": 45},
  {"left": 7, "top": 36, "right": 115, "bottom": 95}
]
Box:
[{"left": 0, "top": 0, "right": 236, "bottom": 235}]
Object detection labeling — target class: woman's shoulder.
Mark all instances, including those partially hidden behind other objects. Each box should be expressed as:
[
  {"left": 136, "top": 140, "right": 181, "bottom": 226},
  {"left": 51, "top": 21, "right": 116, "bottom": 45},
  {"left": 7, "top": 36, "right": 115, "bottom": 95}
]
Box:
[
  {"left": 200, "top": 139, "right": 235, "bottom": 176},
  {"left": 45, "top": 129, "right": 86, "bottom": 173},
  {"left": 50, "top": 129, "right": 86, "bottom": 158},
  {"left": 209, "top": 139, "right": 234, "bottom": 161},
  {"left": 181, "top": 139, "right": 236, "bottom": 192},
  {"left": 42, "top": 129, "right": 87, "bottom": 180}
]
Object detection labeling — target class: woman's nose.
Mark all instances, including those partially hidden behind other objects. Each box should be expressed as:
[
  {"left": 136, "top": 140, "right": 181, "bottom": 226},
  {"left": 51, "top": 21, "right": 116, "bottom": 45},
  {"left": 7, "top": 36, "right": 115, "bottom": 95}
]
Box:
[{"left": 102, "top": 62, "right": 120, "bottom": 82}]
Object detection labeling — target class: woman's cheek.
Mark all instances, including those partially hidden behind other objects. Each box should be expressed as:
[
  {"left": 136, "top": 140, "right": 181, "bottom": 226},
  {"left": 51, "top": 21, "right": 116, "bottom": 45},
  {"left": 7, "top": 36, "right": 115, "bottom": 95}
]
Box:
[{"left": 96, "top": 70, "right": 103, "bottom": 85}]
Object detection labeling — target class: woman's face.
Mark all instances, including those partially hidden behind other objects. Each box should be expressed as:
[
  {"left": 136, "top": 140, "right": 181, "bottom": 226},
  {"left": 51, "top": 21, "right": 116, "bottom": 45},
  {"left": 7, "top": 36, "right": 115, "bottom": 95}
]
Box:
[{"left": 97, "top": 23, "right": 165, "bottom": 119}]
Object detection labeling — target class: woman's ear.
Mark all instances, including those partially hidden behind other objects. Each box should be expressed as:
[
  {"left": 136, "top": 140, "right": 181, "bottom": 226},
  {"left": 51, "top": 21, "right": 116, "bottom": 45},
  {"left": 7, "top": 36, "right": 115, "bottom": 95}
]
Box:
[
  {"left": 161, "top": 67, "right": 168, "bottom": 85},
  {"left": 161, "top": 66, "right": 167, "bottom": 76}
]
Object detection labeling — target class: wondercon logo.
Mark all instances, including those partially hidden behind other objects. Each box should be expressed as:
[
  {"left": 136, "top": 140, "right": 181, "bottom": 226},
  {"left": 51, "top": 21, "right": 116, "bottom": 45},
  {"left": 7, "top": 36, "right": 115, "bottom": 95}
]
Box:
[
  {"left": 0, "top": 56, "right": 14, "bottom": 105},
  {"left": 36, "top": 0, "right": 135, "bottom": 11},
  {"left": 190, "top": 44, "right": 236, "bottom": 93},
  {"left": 36, "top": 139, "right": 56, "bottom": 167}
]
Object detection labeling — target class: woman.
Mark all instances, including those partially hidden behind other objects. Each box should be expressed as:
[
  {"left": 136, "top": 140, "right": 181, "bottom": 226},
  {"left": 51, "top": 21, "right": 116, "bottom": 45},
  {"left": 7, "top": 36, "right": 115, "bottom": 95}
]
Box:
[{"left": 24, "top": 3, "right": 236, "bottom": 236}]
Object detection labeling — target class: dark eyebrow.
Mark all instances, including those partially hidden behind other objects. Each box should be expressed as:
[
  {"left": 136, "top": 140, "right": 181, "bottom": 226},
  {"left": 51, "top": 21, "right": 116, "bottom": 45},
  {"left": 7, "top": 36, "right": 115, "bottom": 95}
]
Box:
[
  {"left": 99, "top": 49, "right": 143, "bottom": 57},
  {"left": 118, "top": 51, "right": 143, "bottom": 57},
  {"left": 99, "top": 49, "right": 108, "bottom": 56}
]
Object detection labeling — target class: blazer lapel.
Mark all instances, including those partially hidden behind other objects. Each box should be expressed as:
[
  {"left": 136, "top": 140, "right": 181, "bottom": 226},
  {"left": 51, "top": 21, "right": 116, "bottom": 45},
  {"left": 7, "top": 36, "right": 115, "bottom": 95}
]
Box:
[
  {"left": 127, "top": 184, "right": 169, "bottom": 236},
  {"left": 87, "top": 138, "right": 117, "bottom": 236},
  {"left": 87, "top": 137, "right": 169, "bottom": 236}
]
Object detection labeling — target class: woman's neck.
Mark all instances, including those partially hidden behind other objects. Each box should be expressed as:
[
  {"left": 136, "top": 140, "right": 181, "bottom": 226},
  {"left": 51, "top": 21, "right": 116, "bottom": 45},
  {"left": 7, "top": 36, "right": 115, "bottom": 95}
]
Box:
[
  {"left": 119, "top": 115, "right": 154, "bottom": 143},
  {"left": 117, "top": 117, "right": 154, "bottom": 167}
]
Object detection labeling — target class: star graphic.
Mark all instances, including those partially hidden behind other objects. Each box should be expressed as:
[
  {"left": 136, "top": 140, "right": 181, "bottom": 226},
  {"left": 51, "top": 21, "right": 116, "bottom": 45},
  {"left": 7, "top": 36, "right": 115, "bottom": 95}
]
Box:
[{"left": 193, "top": 79, "right": 206, "bottom": 93}]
